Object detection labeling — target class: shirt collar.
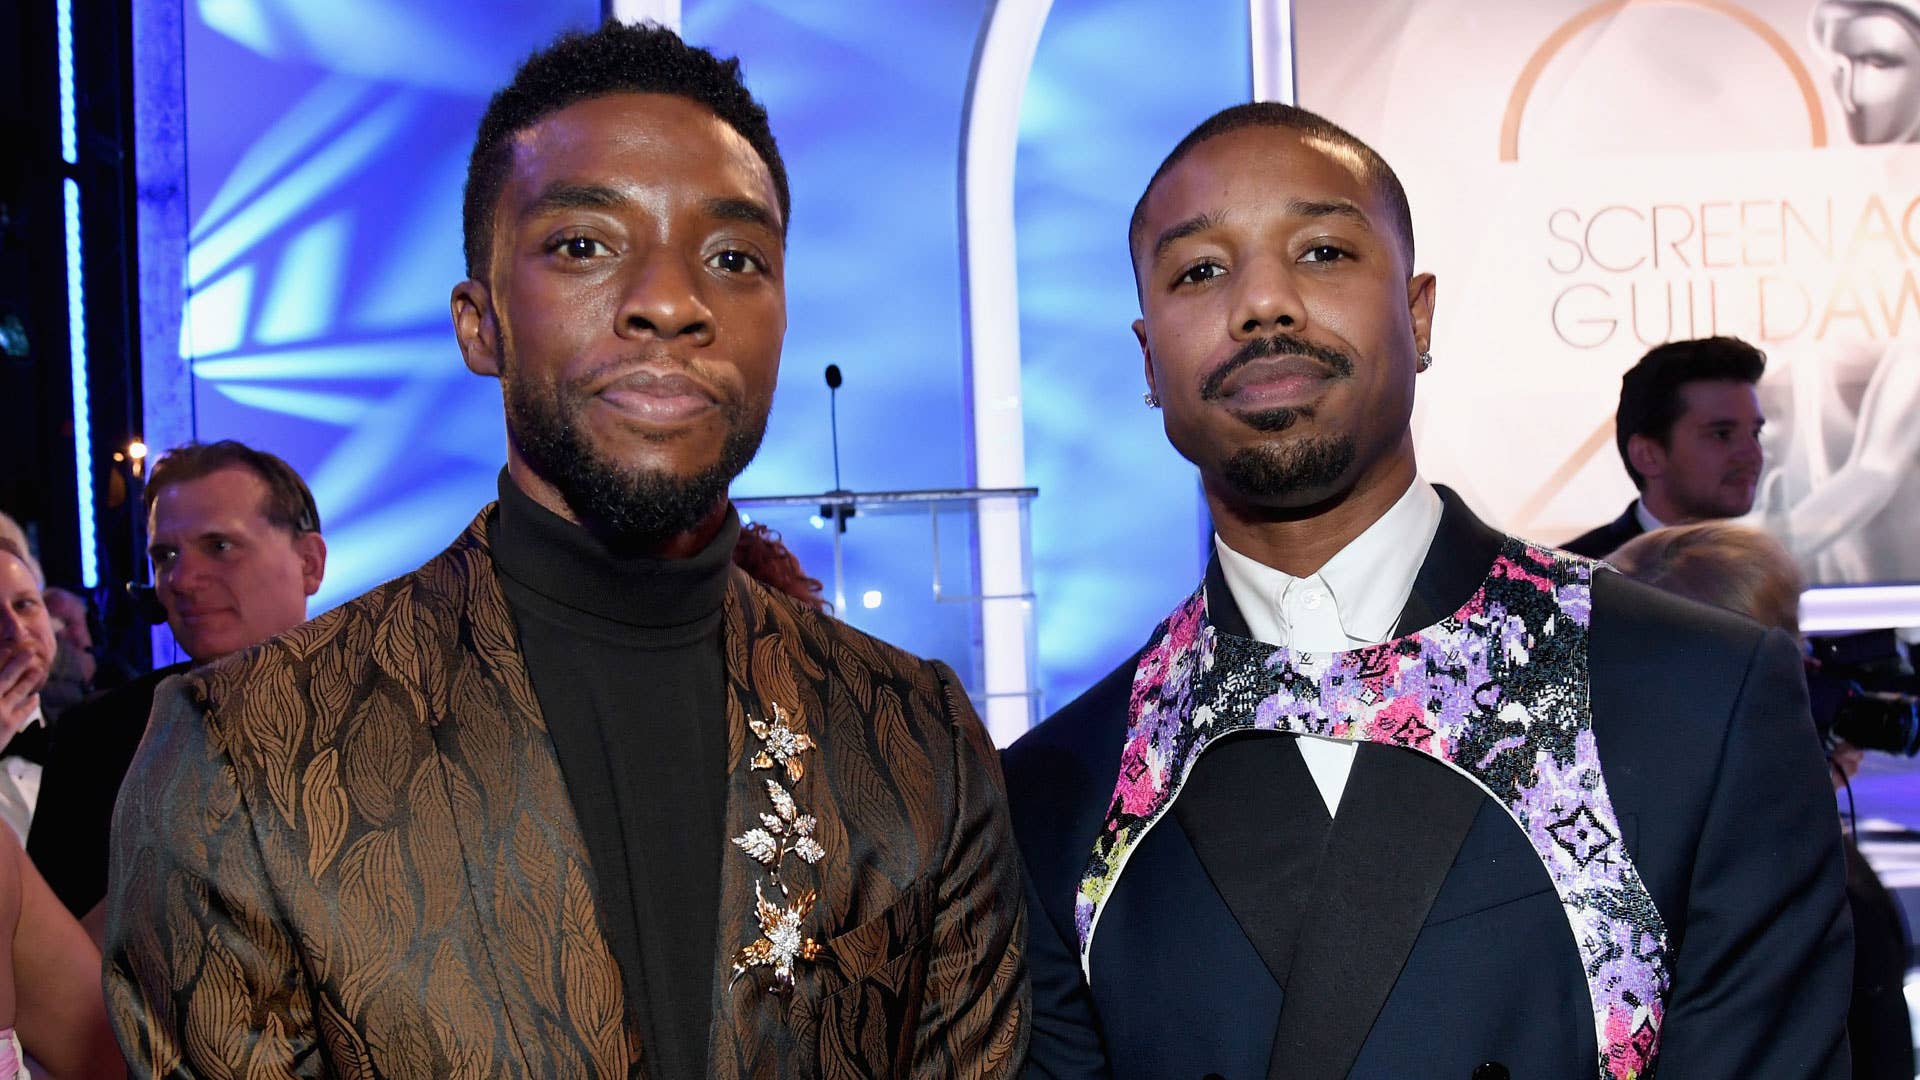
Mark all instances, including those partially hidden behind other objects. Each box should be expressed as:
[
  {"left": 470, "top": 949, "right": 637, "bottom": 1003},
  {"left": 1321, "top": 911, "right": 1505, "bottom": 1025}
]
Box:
[
  {"left": 1214, "top": 478, "right": 1445, "bottom": 645},
  {"left": 1632, "top": 499, "right": 1666, "bottom": 534},
  {"left": 1, "top": 704, "right": 43, "bottom": 748}
]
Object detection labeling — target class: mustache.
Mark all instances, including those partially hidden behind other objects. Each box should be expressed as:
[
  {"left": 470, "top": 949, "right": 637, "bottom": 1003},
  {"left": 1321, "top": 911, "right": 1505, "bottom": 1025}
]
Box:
[{"left": 1198, "top": 335, "right": 1356, "bottom": 401}]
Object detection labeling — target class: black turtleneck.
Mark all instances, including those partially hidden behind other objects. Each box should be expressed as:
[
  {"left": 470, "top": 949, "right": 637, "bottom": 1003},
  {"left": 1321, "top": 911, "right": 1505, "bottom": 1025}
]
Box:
[{"left": 490, "top": 472, "right": 734, "bottom": 1079}]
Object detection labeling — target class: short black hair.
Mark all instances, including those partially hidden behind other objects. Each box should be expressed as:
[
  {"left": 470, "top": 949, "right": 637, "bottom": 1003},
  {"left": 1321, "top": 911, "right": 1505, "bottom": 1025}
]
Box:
[
  {"left": 145, "top": 440, "right": 322, "bottom": 535},
  {"left": 1129, "top": 102, "right": 1416, "bottom": 276},
  {"left": 461, "top": 20, "right": 789, "bottom": 280},
  {"left": 1614, "top": 336, "right": 1767, "bottom": 490}
]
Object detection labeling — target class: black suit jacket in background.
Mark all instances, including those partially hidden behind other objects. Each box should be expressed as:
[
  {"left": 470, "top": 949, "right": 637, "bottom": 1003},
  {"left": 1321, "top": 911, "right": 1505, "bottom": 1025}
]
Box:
[
  {"left": 1562, "top": 500, "right": 1644, "bottom": 558},
  {"left": 27, "top": 662, "right": 188, "bottom": 916},
  {"left": 1005, "top": 489, "right": 1851, "bottom": 1080}
]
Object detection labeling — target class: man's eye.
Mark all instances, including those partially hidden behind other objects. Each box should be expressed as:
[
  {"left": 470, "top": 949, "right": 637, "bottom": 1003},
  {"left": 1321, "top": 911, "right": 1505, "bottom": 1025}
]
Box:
[
  {"left": 1175, "top": 262, "right": 1224, "bottom": 286},
  {"left": 1300, "top": 244, "right": 1348, "bottom": 263},
  {"left": 555, "top": 236, "right": 609, "bottom": 259},
  {"left": 709, "top": 249, "right": 761, "bottom": 274}
]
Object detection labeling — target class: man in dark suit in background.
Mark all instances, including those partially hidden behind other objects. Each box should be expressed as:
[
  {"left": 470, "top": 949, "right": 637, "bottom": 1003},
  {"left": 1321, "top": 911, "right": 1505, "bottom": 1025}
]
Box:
[
  {"left": 1005, "top": 102, "right": 1850, "bottom": 1079},
  {"left": 1562, "top": 337, "right": 1766, "bottom": 557},
  {"left": 28, "top": 439, "right": 327, "bottom": 924}
]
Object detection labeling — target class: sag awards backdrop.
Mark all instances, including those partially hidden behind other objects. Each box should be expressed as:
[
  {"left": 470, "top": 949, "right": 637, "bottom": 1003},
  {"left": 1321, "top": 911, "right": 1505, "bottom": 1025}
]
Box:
[
  {"left": 134, "top": 0, "right": 1920, "bottom": 736},
  {"left": 1295, "top": 0, "right": 1920, "bottom": 592}
]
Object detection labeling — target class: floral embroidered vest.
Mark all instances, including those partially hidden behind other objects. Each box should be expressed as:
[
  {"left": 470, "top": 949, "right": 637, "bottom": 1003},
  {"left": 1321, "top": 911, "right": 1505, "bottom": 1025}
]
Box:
[{"left": 1076, "top": 538, "right": 1668, "bottom": 1080}]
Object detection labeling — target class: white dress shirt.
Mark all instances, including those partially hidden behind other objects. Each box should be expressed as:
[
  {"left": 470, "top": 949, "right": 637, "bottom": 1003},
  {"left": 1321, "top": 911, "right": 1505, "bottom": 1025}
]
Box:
[
  {"left": 1214, "top": 479, "right": 1445, "bottom": 815},
  {"left": 1632, "top": 500, "right": 1666, "bottom": 535},
  {"left": 0, "top": 704, "right": 44, "bottom": 844}
]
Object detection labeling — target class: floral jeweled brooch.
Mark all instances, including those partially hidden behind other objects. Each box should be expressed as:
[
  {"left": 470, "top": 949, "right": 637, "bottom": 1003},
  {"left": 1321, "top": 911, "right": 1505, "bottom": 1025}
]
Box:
[
  {"left": 748, "top": 702, "right": 815, "bottom": 780},
  {"left": 731, "top": 703, "right": 825, "bottom": 993}
]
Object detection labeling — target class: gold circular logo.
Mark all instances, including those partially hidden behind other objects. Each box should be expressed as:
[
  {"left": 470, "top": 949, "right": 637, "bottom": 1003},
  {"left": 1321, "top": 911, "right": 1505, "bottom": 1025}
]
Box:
[{"left": 1500, "top": 0, "right": 1827, "bottom": 161}]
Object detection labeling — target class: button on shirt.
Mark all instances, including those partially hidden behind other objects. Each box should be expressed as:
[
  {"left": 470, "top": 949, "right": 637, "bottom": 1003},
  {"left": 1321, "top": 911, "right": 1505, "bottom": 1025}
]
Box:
[{"left": 1214, "top": 479, "right": 1445, "bottom": 815}]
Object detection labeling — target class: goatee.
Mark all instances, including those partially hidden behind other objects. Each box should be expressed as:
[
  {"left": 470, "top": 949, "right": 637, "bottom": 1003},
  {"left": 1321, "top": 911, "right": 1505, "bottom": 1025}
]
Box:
[
  {"left": 1222, "top": 434, "right": 1356, "bottom": 500},
  {"left": 502, "top": 361, "right": 767, "bottom": 551}
]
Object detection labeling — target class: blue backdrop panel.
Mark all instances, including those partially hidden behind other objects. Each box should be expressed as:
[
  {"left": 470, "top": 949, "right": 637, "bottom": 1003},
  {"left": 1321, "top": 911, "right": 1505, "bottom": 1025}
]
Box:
[
  {"left": 180, "top": 0, "right": 598, "bottom": 612},
  {"left": 1016, "top": 0, "right": 1248, "bottom": 708},
  {"left": 688, "top": 0, "right": 991, "bottom": 681}
]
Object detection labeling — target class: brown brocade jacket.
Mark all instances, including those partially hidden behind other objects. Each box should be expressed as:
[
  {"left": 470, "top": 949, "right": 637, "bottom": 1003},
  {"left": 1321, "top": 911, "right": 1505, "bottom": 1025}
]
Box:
[{"left": 103, "top": 506, "right": 1029, "bottom": 1079}]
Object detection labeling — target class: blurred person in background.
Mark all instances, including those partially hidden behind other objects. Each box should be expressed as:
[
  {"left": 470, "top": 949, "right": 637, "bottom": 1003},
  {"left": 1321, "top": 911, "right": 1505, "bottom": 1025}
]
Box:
[
  {"left": 1610, "top": 521, "right": 1911, "bottom": 1080},
  {"left": 27, "top": 441, "right": 325, "bottom": 928},
  {"left": 1563, "top": 337, "right": 1766, "bottom": 557},
  {"left": 36, "top": 589, "right": 96, "bottom": 724},
  {"left": 0, "top": 540, "right": 53, "bottom": 846}
]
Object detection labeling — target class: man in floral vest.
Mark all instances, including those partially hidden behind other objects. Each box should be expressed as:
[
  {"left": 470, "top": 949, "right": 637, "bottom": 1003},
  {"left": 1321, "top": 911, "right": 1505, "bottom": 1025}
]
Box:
[{"left": 1005, "top": 102, "right": 1850, "bottom": 1080}]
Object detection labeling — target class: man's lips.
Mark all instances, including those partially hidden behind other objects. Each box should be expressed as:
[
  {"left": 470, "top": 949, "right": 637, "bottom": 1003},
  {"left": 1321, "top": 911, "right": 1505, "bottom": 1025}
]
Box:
[
  {"left": 1211, "top": 356, "right": 1337, "bottom": 408},
  {"left": 597, "top": 370, "right": 719, "bottom": 424}
]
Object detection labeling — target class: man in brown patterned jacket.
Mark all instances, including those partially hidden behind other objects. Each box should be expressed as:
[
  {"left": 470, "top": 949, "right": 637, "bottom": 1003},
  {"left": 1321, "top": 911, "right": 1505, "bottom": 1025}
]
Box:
[{"left": 103, "top": 21, "right": 1028, "bottom": 1079}]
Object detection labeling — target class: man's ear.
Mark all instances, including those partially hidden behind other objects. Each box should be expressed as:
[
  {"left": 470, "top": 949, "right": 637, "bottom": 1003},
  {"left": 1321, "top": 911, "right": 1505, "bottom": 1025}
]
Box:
[
  {"left": 295, "top": 532, "right": 327, "bottom": 598},
  {"left": 1626, "top": 432, "right": 1666, "bottom": 483},
  {"left": 1134, "top": 318, "right": 1156, "bottom": 399},
  {"left": 1408, "top": 272, "right": 1437, "bottom": 356},
  {"left": 452, "top": 279, "right": 501, "bottom": 377}
]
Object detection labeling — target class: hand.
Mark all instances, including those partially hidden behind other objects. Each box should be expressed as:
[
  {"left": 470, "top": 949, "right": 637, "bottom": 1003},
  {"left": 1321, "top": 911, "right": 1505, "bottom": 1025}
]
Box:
[
  {"left": 0, "top": 647, "right": 48, "bottom": 738},
  {"left": 1830, "top": 739, "right": 1864, "bottom": 790}
]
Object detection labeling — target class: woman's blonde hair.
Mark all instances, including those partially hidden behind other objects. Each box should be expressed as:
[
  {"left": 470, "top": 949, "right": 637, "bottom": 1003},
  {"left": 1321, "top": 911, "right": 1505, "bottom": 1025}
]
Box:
[{"left": 1606, "top": 522, "right": 1803, "bottom": 635}]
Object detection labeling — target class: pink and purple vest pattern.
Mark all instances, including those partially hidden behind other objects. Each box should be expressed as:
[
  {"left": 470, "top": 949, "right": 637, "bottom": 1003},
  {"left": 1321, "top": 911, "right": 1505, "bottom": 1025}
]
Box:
[{"left": 1076, "top": 538, "right": 1668, "bottom": 1080}]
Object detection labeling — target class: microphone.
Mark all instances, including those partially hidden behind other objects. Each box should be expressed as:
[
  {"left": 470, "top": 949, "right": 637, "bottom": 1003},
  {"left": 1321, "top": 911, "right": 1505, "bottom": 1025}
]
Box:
[
  {"left": 825, "top": 364, "right": 844, "bottom": 492},
  {"left": 125, "top": 582, "right": 168, "bottom": 625},
  {"left": 822, "top": 364, "right": 853, "bottom": 533}
]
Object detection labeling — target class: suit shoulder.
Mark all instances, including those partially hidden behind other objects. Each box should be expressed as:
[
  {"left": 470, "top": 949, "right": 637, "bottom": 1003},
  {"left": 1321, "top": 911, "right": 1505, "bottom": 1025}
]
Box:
[
  {"left": 53, "top": 663, "right": 179, "bottom": 740},
  {"left": 1590, "top": 567, "right": 1772, "bottom": 672},
  {"left": 1003, "top": 654, "right": 1137, "bottom": 816},
  {"left": 191, "top": 570, "right": 412, "bottom": 711}
]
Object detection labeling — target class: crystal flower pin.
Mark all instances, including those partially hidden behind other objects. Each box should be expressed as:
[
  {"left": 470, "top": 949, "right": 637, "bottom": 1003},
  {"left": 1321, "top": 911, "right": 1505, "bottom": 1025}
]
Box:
[
  {"left": 731, "top": 882, "right": 823, "bottom": 992},
  {"left": 748, "top": 702, "right": 816, "bottom": 781}
]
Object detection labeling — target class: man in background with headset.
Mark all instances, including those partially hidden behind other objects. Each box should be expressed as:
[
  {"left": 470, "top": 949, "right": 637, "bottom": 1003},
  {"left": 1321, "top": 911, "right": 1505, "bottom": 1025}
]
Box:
[{"left": 27, "top": 440, "right": 326, "bottom": 931}]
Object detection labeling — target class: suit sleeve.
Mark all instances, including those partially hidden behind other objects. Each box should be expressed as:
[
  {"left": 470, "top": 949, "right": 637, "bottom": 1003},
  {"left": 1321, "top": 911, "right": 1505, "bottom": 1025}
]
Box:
[
  {"left": 103, "top": 677, "right": 323, "bottom": 1078},
  {"left": 1654, "top": 628, "right": 1853, "bottom": 1078},
  {"left": 915, "top": 661, "right": 1030, "bottom": 1078},
  {"left": 1016, "top": 840, "right": 1112, "bottom": 1080}
]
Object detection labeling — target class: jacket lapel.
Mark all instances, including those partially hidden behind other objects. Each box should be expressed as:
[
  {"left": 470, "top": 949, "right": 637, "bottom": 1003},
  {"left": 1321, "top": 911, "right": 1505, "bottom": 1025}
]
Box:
[
  {"left": 401, "top": 509, "right": 641, "bottom": 1078},
  {"left": 1173, "top": 735, "right": 1332, "bottom": 987},
  {"left": 1264, "top": 745, "right": 1484, "bottom": 1080},
  {"left": 706, "top": 569, "right": 824, "bottom": 1078},
  {"left": 1259, "top": 486, "right": 1505, "bottom": 1079}
]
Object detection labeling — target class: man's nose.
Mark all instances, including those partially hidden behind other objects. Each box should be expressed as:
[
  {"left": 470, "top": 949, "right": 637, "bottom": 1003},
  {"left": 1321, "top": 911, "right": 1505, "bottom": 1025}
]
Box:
[
  {"left": 1231, "top": 254, "right": 1308, "bottom": 338},
  {"left": 617, "top": 253, "right": 716, "bottom": 344}
]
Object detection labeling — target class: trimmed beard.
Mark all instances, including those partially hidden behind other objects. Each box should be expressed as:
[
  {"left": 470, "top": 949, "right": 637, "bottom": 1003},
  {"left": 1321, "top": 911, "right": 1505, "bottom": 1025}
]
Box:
[
  {"left": 1222, "top": 433, "right": 1356, "bottom": 501},
  {"left": 502, "top": 361, "right": 767, "bottom": 551}
]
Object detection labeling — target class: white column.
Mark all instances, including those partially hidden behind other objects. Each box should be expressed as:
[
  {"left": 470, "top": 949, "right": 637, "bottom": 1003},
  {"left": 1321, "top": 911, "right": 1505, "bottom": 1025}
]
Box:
[
  {"left": 605, "top": 0, "right": 680, "bottom": 28},
  {"left": 960, "top": 0, "right": 1052, "bottom": 744},
  {"left": 1249, "top": 0, "right": 1296, "bottom": 104}
]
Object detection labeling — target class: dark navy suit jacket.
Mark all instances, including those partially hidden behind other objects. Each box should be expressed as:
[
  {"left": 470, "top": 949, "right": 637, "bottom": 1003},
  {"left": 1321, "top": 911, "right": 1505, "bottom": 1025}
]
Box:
[
  {"left": 1562, "top": 501, "right": 1645, "bottom": 559},
  {"left": 1004, "top": 490, "right": 1851, "bottom": 1080}
]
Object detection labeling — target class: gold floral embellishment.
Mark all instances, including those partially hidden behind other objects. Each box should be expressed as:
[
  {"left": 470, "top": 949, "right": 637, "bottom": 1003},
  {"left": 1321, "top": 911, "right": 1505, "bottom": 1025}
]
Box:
[
  {"left": 732, "top": 703, "right": 826, "bottom": 994},
  {"left": 748, "top": 702, "right": 815, "bottom": 780},
  {"left": 732, "top": 779, "right": 827, "bottom": 877},
  {"left": 732, "top": 882, "right": 823, "bottom": 992}
]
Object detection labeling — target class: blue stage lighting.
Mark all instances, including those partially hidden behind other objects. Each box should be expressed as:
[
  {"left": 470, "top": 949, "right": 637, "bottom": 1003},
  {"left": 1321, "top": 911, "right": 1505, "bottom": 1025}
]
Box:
[
  {"left": 56, "top": 0, "right": 77, "bottom": 163},
  {"left": 63, "top": 179, "right": 98, "bottom": 588}
]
